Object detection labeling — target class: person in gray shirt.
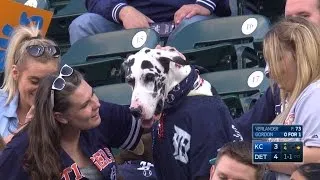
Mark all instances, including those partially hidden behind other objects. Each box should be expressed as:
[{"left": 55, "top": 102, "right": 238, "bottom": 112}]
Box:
[{"left": 263, "top": 16, "right": 320, "bottom": 179}]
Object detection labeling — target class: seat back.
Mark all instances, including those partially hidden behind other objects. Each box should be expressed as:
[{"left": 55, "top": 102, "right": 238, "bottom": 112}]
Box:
[
  {"left": 167, "top": 15, "right": 270, "bottom": 51},
  {"left": 202, "top": 68, "right": 268, "bottom": 117},
  {"left": 167, "top": 15, "right": 270, "bottom": 69},
  {"left": 94, "top": 83, "right": 132, "bottom": 105},
  {"left": 183, "top": 44, "right": 237, "bottom": 72},
  {"left": 62, "top": 28, "right": 160, "bottom": 65},
  {"left": 201, "top": 68, "right": 268, "bottom": 95},
  {"left": 74, "top": 56, "right": 124, "bottom": 87},
  {"left": 16, "top": 0, "right": 50, "bottom": 9},
  {"left": 46, "top": 0, "right": 87, "bottom": 54}
]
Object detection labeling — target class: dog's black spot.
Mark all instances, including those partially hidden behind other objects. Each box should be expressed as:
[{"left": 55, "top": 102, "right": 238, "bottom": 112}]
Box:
[
  {"left": 157, "top": 57, "right": 171, "bottom": 74},
  {"left": 152, "top": 92, "right": 157, "bottom": 98},
  {"left": 157, "top": 52, "right": 161, "bottom": 55},
  {"left": 126, "top": 58, "right": 135, "bottom": 67},
  {"left": 141, "top": 60, "right": 154, "bottom": 69},
  {"left": 144, "top": 73, "right": 155, "bottom": 83},
  {"left": 145, "top": 49, "right": 151, "bottom": 53},
  {"left": 155, "top": 66, "right": 161, "bottom": 74},
  {"left": 172, "top": 56, "right": 189, "bottom": 65},
  {"left": 154, "top": 99, "right": 164, "bottom": 115},
  {"left": 160, "top": 77, "right": 165, "bottom": 81},
  {"left": 169, "top": 48, "right": 175, "bottom": 52}
]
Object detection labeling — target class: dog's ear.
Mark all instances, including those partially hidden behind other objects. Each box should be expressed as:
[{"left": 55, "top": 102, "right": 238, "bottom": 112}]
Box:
[{"left": 172, "top": 56, "right": 189, "bottom": 66}]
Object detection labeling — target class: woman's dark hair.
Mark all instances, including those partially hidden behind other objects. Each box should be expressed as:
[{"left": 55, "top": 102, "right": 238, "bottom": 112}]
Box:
[
  {"left": 297, "top": 163, "right": 320, "bottom": 180},
  {"left": 23, "top": 69, "right": 83, "bottom": 180}
]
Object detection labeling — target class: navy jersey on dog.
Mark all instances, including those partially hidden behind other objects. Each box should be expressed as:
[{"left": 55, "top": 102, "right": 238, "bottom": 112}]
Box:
[
  {"left": 123, "top": 48, "right": 243, "bottom": 180},
  {"left": 0, "top": 101, "right": 142, "bottom": 180},
  {"left": 152, "top": 95, "right": 242, "bottom": 180}
]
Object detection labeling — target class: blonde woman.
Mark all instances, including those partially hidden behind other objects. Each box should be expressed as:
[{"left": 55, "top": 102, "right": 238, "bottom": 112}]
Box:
[
  {"left": 0, "top": 26, "right": 61, "bottom": 144},
  {"left": 263, "top": 17, "right": 320, "bottom": 178}
]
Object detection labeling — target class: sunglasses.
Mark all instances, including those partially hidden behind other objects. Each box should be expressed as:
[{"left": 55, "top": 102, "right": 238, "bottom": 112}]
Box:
[
  {"left": 51, "top": 64, "right": 73, "bottom": 107},
  {"left": 26, "top": 45, "right": 61, "bottom": 58},
  {"left": 52, "top": 64, "right": 73, "bottom": 91}
]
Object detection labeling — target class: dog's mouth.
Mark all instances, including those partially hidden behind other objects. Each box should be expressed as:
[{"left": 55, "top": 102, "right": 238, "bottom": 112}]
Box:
[{"left": 141, "top": 100, "right": 164, "bottom": 128}]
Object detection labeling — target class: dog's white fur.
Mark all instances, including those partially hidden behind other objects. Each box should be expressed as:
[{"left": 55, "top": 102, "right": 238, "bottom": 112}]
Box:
[{"left": 124, "top": 48, "right": 212, "bottom": 128}]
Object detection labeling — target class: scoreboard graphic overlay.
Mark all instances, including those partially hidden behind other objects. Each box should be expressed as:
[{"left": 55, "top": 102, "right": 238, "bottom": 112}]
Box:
[{"left": 252, "top": 124, "right": 303, "bottom": 163}]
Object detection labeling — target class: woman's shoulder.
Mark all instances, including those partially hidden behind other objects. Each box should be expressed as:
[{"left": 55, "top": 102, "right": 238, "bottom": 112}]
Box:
[{"left": 0, "top": 89, "right": 9, "bottom": 103}]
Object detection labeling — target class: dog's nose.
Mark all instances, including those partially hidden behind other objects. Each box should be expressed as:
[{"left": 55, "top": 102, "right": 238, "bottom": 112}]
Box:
[{"left": 130, "top": 107, "right": 142, "bottom": 119}]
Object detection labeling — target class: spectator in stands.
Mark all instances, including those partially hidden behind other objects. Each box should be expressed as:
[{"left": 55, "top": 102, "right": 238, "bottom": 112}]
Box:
[
  {"left": 0, "top": 26, "right": 60, "bottom": 145},
  {"left": 68, "top": 0, "right": 231, "bottom": 44},
  {"left": 0, "top": 66, "right": 142, "bottom": 179},
  {"left": 235, "top": 0, "right": 320, "bottom": 141},
  {"left": 285, "top": 0, "right": 320, "bottom": 25},
  {"left": 209, "top": 141, "right": 265, "bottom": 180},
  {"left": 291, "top": 163, "right": 320, "bottom": 180},
  {"left": 263, "top": 16, "right": 320, "bottom": 179}
]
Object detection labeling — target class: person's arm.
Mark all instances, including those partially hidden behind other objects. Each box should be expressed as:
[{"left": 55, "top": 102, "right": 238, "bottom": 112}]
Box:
[
  {"left": 234, "top": 86, "right": 280, "bottom": 141},
  {"left": 98, "top": 101, "right": 142, "bottom": 151},
  {"left": 86, "top": 0, "right": 128, "bottom": 23},
  {"left": 268, "top": 147, "right": 320, "bottom": 174}
]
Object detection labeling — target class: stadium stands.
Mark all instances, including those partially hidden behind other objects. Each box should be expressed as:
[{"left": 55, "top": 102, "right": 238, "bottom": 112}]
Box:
[
  {"left": 94, "top": 68, "right": 268, "bottom": 118},
  {"left": 8, "top": 0, "right": 276, "bottom": 118},
  {"left": 61, "top": 28, "right": 160, "bottom": 86},
  {"left": 47, "top": 0, "right": 87, "bottom": 54},
  {"left": 166, "top": 15, "right": 271, "bottom": 69}
]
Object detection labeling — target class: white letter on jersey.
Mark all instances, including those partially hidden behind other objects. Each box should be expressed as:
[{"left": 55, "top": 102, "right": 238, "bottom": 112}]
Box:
[
  {"left": 173, "top": 125, "right": 191, "bottom": 164},
  {"left": 232, "top": 125, "right": 243, "bottom": 141}
]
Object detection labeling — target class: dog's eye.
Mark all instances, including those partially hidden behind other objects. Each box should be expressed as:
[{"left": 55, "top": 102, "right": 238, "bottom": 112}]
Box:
[
  {"left": 145, "top": 73, "right": 155, "bottom": 83},
  {"left": 126, "top": 77, "right": 135, "bottom": 87}
]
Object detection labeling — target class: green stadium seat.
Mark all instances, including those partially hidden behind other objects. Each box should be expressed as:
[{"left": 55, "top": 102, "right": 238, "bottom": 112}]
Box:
[
  {"left": 183, "top": 43, "right": 237, "bottom": 72},
  {"left": 167, "top": 15, "right": 271, "bottom": 69},
  {"left": 201, "top": 68, "right": 268, "bottom": 95},
  {"left": 94, "top": 83, "right": 131, "bottom": 105},
  {"left": 201, "top": 68, "right": 268, "bottom": 117},
  {"left": 46, "top": 0, "right": 87, "bottom": 54},
  {"left": 62, "top": 28, "right": 160, "bottom": 86},
  {"left": 15, "top": 0, "right": 49, "bottom": 9},
  {"left": 73, "top": 56, "right": 124, "bottom": 87},
  {"left": 53, "top": 0, "right": 86, "bottom": 16}
]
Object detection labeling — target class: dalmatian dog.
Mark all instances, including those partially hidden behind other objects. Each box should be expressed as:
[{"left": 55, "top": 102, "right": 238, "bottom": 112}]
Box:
[{"left": 122, "top": 47, "right": 213, "bottom": 128}]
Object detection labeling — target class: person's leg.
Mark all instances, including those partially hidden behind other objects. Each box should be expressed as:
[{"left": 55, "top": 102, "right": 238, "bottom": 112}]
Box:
[
  {"left": 168, "top": 15, "right": 215, "bottom": 42},
  {"left": 69, "top": 13, "right": 123, "bottom": 45}
]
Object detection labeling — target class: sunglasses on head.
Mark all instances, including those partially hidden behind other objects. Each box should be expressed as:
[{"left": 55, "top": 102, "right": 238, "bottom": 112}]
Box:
[
  {"left": 52, "top": 64, "right": 73, "bottom": 91},
  {"left": 26, "top": 44, "right": 61, "bottom": 58},
  {"left": 51, "top": 64, "right": 73, "bottom": 107}
]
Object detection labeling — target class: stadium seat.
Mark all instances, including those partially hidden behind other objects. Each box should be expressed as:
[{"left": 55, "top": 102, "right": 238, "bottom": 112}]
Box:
[
  {"left": 167, "top": 15, "right": 271, "bottom": 69},
  {"left": 15, "top": 0, "right": 50, "bottom": 9},
  {"left": 201, "top": 68, "right": 268, "bottom": 95},
  {"left": 73, "top": 56, "right": 124, "bottom": 87},
  {"left": 202, "top": 67, "right": 268, "bottom": 117},
  {"left": 46, "top": 0, "right": 87, "bottom": 54},
  {"left": 94, "top": 83, "right": 131, "bottom": 105},
  {"left": 62, "top": 28, "right": 160, "bottom": 86},
  {"left": 183, "top": 43, "right": 237, "bottom": 72}
]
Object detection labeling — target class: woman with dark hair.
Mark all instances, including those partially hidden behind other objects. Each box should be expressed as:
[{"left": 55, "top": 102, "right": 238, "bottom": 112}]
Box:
[
  {"left": 291, "top": 163, "right": 320, "bottom": 180},
  {"left": 0, "top": 65, "right": 142, "bottom": 180}
]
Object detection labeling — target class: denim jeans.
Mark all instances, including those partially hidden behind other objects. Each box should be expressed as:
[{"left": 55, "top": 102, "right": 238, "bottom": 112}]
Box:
[{"left": 69, "top": 13, "right": 213, "bottom": 45}]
